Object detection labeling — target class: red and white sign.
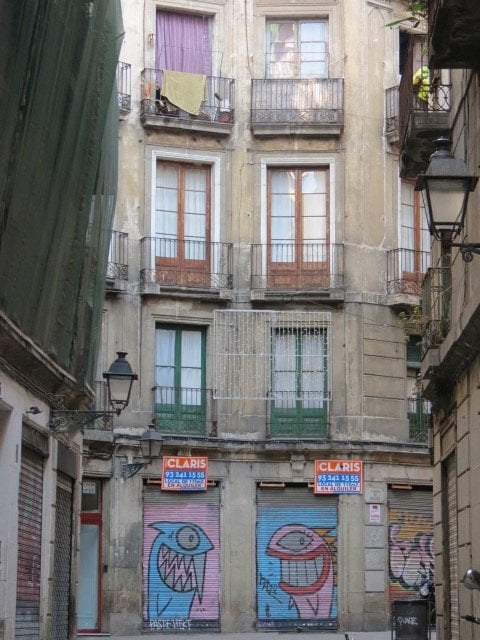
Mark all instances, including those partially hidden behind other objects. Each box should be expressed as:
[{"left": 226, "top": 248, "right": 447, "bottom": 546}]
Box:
[
  {"left": 314, "top": 459, "right": 363, "bottom": 495},
  {"left": 161, "top": 456, "right": 208, "bottom": 491}
]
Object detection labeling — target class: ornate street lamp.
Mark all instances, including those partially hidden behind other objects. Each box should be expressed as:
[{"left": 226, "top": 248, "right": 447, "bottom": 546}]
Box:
[
  {"left": 49, "top": 352, "right": 137, "bottom": 433},
  {"left": 103, "top": 351, "right": 138, "bottom": 414},
  {"left": 415, "top": 137, "right": 479, "bottom": 261},
  {"left": 121, "top": 425, "right": 163, "bottom": 479}
]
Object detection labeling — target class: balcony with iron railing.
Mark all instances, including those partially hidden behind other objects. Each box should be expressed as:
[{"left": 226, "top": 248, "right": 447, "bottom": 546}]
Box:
[
  {"left": 387, "top": 248, "right": 431, "bottom": 307},
  {"left": 422, "top": 262, "right": 451, "bottom": 356},
  {"left": 385, "top": 85, "right": 399, "bottom": 144},
  {"left": 398, "top": 42, "right": 451, "bottom": 177},
  {"left": 428, "top": 0, "right": 480, "bottom": 69},
  {"left": 251, "top": 242, "right": 344, "bottom": 301},
  {"left": 117, "top": 62, "right": 131, "bottom": 115},
  {"left": 106, "top": 231, "right": 128, "bottom": 294},
  {"left": 140, "top": 68, "right": 235, "bottom": 135},
  {"left": 140, "top": 237, "right": 233, "bottom": 298},
  {"left": 251, "top": 77, "right": 344, "bottom": 136},
  {"left": 152, "top": 386, "right": 215, "bottom": 437},
  {"left": 407, "top": 395, "right": 431, "bottom": 444}
]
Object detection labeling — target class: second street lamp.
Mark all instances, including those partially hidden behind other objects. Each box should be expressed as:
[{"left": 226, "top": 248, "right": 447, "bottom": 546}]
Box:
[{"left": 415, "top": 137, "right": 479, "bottom": 261}]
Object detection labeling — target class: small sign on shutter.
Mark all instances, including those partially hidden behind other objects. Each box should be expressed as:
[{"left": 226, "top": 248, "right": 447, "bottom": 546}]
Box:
[
  {"left": 161, "top": 456, "right": 208, "bottom": 491},
  {"left": 314, "top": 459, "right": 363, "bottom": 494}
]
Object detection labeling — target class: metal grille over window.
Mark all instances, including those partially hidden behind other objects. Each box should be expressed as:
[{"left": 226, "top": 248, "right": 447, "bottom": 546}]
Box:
[{"left": 214, "top": 310, "right": 330, "bottom": 402}]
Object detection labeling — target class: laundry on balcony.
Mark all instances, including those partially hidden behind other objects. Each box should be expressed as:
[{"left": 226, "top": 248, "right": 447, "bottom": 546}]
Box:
[{"left": 160, "top": 70, "right": 206, "bottom": 115}]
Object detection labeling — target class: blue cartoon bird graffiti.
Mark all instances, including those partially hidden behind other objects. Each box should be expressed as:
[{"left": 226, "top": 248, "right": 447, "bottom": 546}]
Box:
[{"left": 148, "top": 522, "right": 214, "bottom": 620}]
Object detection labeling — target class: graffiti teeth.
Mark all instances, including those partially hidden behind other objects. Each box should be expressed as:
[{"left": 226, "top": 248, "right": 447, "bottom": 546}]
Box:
[{"left": 281, "top": 558, "right": 322, "bottom": 587}]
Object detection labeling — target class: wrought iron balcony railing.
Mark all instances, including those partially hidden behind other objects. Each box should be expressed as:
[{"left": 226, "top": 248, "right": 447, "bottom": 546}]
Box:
[
  {"left": 140, "top": 237, "right": 232, "bottom": 291},
  {"left": 140, "top": 69, "right": 235, "bottom": 126},
  {"left": 408, "top": 395, "right": 431, "bottom": 444},
  {"left": 251, "top": 242, "right": 344, "bottom": 291},
  {"left": 422, "top": 263, "right": 451, "bottom": 354},
  {"left": 107, "top": 231, "right": 128, "bottom": 281},
  {"left": 387, "top": 248, "right": 431, "bottom": 297},
  {"left": 251, "top": 78, "right": 344, "bottom": 134},
  {"left": 385, "top": 85, "right": 399, "bottom": 138},
  {"left": 398, "top": 43, "right": 451, "bottom": 152},
  {"left": 153, "top": 385, "right": 215, "bottom": 436},
  {"left": 117, "top": 61, "right": 131, "bottom": 114}
]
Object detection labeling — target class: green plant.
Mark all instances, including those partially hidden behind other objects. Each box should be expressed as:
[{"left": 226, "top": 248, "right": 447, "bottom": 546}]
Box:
[
  {"left": 398, "top": 305, "right": 425, "bottom": 335},
  {"left": 386, "top": 1, "right": 427, "bottom": 28}
]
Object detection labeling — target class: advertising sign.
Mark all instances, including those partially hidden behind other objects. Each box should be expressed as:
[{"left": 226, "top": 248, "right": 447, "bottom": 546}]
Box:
[
  {"left": 314, "top": 459, "right": 363, "bottom": 495},
  {"left": 161, "top": 456, "right": 208, "bottom": 492}
]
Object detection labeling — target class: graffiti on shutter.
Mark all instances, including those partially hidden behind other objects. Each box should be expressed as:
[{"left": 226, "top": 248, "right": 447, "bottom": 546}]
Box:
[
  {"left": 388, "top": 486, "right": 433, "bottom": 601},
  {"left": 143, "top": 485, "right": 220, "bottom": 631},
  {"left": 256, "top": 487, "right": 338, "bottom": 631},
  {"left": 15, "top": 447, "right": 44, "bottom": 639}
]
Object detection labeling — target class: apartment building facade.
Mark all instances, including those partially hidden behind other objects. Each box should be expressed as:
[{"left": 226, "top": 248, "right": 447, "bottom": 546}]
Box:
[{"left": 80, "top": 0, "right": 435, "bottom": 635}]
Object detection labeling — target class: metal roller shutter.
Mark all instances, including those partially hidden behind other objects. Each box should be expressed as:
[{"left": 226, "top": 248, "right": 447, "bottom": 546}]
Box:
[
  {"left": 143, "top": 484, "right": 220, "bottom": 632},
  {"left": 15, "top": 447, "right": 44, "bottom": 640},
  {"left": 388, "top": 486, "right": 433, "bottom": 602},
  {"left": 51, "top": 474, "right": 73, "bottom": 640},
  {"left": 446, "top": 455, "right": 458, "bottom": 640},
  {"left": 256, "top": 486, "right": 338, "bottom": 631}
]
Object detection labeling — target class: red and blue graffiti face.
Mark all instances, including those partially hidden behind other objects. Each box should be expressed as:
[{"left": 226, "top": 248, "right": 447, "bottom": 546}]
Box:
[
  {"left": 257, "top": 505, "right": 337, "bottom": 629},
  {"left": 267, "top": 524, "right": 332, "bottom": 597}
]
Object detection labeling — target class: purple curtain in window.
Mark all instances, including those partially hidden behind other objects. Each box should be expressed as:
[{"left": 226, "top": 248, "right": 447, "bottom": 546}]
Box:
[{"left": 156, "top": 12, "right": 211, "bottom": 75}]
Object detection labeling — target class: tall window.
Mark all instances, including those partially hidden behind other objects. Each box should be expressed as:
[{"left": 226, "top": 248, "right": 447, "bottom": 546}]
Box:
[
  {"left": 266, "top": 19, "right": 328, "bottom": 78},
  {"left": 400, "top": 179, "right": 430, "bottom": 281},
  {"left": 271, "top": 327, "right": 328, "bottom": 437},
  {"left": 268, "top": 167, "right": 329, "bottom": 288},
  {"left": 155, "top": 161, "right": 211, "bottom": 285},
  {"left": 155, "top": 326, "right": 206, "bottom": 434},
  {"left": 156, "top": 11, "right": 211, "bottom": 74}
]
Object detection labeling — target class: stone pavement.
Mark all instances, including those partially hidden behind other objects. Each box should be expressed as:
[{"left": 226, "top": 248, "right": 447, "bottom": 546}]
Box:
[{"left": 77, "top": 630, "right": 436, "bottom": 640}]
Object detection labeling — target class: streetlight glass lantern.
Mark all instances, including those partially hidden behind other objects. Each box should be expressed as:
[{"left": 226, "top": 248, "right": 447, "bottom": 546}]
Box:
[
  {"left": 415, "top": 137, "right": 478, "bottom": 240},
  {"left": 103, "top": 351, "right": 138, "bottom": 414}
]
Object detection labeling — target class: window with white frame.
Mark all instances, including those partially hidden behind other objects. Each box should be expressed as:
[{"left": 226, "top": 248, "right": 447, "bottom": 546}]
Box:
[{"left": 266, "top": 19, "right": 328, "bottom": 78}]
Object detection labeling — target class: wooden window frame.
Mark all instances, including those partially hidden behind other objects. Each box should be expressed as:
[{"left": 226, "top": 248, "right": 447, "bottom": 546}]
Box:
[
  {"left": 155, "top": 161, "right": 211, "bottom": 286},
  {"left": 267, "top": 166, "right": 330, "bottom": 290}
]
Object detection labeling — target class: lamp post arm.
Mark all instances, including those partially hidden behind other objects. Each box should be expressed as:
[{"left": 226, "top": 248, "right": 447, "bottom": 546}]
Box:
[
  {"left": 49, "top": 410, "right": 118, "bottom": 433},
  {"left": 447, "top": 242, "right": 480, "bottom": 262}
]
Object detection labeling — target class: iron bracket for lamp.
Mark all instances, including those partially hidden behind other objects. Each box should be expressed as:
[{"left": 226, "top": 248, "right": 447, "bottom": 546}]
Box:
[
  {"left": 447, "top": 242, "right": 480, "bottom": 262},
  {"left": 48, "top": 410, "right": 119, "bottom": 433},
  {"left": 121, "top": 462, "right": 149, "bottom": 479}
]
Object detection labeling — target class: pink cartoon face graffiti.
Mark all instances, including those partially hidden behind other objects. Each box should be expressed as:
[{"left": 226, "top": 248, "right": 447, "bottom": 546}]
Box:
[{"left": 266, "top": 524, "right": 334, "bottom": 618}]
